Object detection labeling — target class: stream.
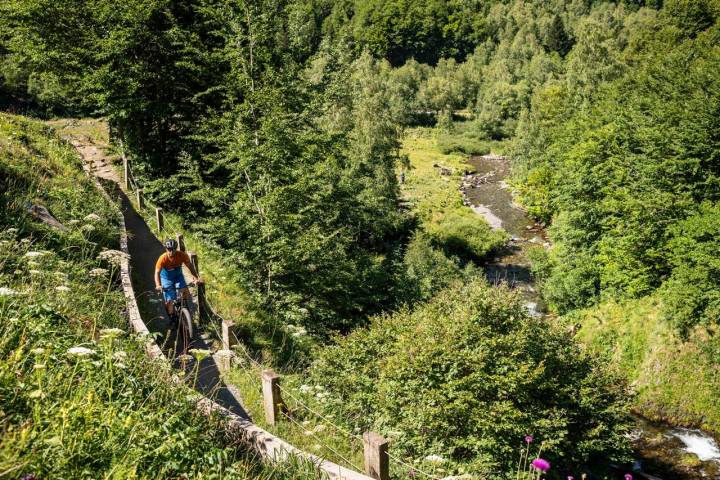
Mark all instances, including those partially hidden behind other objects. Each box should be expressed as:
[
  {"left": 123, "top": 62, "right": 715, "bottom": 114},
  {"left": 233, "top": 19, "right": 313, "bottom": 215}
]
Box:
[{"left": 463, "top": 153, "right": 720, "bottom": 480}]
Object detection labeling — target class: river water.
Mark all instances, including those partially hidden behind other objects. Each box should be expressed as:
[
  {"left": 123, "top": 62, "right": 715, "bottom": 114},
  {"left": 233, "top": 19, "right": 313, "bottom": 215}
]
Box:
[{"left": 463, "top": 154, "right": 720, "bottom": 480}]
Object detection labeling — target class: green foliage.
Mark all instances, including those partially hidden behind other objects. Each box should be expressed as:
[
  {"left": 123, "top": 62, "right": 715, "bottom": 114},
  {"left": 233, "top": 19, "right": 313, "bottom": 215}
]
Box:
[
  {"left": 513, "top": 8, "right": 720, "bottom": 325},
  {"left": 661, "top": 203, "right": 720, "bottom": 336},
  {"left": 310, "top": 279, "right": 632, "bottom": 475},
  {"left": 0, "top": 113, "right": 320, "bottom": 479}
]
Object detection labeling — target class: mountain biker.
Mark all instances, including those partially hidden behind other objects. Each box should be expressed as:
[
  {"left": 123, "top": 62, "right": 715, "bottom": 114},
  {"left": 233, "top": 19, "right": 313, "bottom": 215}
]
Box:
[{"left": 154, "top": 239, "right": 202, "bottom": 319}]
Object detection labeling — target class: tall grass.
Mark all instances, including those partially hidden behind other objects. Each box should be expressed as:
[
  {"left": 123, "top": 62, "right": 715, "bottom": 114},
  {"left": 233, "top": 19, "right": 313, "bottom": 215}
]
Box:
[{"left": 0, "top": 113, "right": 324, "bottom": 479}]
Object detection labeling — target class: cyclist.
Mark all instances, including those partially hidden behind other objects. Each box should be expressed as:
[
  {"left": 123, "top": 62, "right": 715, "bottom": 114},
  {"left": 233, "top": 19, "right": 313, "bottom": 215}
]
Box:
[{"left": 154, "top": 239, "right": 202, "bottom": 319}]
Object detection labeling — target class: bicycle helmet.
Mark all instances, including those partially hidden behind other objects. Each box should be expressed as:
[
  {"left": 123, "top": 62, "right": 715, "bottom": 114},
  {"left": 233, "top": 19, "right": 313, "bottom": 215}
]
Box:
[{"left": 164, "top": 238, "right": 177, "bottom": 250}]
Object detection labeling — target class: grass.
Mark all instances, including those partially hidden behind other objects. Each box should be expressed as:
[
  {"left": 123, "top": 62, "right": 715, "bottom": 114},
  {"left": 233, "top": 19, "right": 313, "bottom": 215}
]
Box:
[
  {"left": 0, "top": 113, "right": 324, "bottom": 479},
  {"left": 570, "top": 295, "right": 720, "bottom": 433},
  {"left": 401, "top": 127, "right": 507, "bottom": 260}
]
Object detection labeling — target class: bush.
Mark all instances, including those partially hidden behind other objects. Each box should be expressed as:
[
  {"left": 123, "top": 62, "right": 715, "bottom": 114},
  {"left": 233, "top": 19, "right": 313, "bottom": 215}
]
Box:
[{"left": 310, "top": 279, "right": 632, "bottom": 476}]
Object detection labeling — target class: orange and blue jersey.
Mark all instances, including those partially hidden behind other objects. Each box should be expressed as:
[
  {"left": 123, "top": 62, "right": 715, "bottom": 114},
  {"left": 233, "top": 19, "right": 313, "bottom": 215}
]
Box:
[{"left": 156, "top": 251, "right": 189, "bottom": 300}]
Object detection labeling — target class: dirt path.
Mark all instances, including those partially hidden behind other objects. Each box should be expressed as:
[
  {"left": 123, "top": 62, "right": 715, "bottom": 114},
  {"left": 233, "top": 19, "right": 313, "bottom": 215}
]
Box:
[{"left": 66, "top": 132, "right": 250, "bottom": 420}]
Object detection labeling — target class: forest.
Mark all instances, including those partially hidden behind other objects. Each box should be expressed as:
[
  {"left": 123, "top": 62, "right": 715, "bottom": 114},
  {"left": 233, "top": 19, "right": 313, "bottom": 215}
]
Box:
[{"left": 2, "top": 0, "right": 720, "bottom": 478}]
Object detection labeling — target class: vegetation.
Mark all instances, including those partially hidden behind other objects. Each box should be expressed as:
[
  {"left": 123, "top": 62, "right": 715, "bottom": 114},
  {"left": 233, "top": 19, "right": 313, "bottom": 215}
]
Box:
[
  {"left": 309, "top": 280, "right": 631, "bottom": 477},
  {"left": 3, "top": 0, "right": 720, "bottom": 476},
  {"left": 0, "top": 113, "right": 321, "bottom": 478}
]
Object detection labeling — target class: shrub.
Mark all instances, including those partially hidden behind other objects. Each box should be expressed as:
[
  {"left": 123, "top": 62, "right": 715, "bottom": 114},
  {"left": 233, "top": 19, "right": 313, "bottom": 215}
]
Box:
[{"left": 310, "top": 279, "right": 632, "bottom": 476}]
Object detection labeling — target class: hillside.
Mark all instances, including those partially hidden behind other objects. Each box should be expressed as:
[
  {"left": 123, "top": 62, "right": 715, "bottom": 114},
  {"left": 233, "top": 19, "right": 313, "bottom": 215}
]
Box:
[{"left": 0, "top": 113, "right": 319, "bottom": 479}]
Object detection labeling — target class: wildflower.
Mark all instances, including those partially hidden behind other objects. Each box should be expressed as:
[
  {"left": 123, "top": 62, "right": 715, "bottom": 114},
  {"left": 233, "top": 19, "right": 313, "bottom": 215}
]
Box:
[
  {"left": 625, "top": 475, "right": 633, "bottom": 480},
  {"left": 408, "top": 470, "right": 416, "bottom": 478},
  {"left": 115, "top": 362, "right": 127, "bottom": 369},
  {"left": 0, "top": 287, "right": 19, "bottom": 296},
  {"left": 55, "top": 286, "right": 70, "bottom": 292},
  {"left": 13, "top": 270, "right": 22, "bottom": 275},
  {"left": 303, "top": 430, "right": 313, "bottom": 436},
  {"left": 531, "top": 458, "right": 551, "bottom": 472},
  {"left": 29, "top": 270, "right": 41, "bottom": 275},
  {"left": 177, "top": 353, "right": 193, "bottom": 363},
  {"left": 67, "top": 346, "right": 96, "bottom": 356},
  {"left": 31, "top": 348, "right": 45, "bottom": 355},
  {"left": 112, "top": 351, "right": 128, "bottom": 361},
  {"left": 89, "top": 268, "right": 108, "bottom": 277},
  {"left": 81, "top": 224, "right": 95, "bottom": 232},
  {"left": 27, "top": 261, "right": 39, "bottom": 267},
  {"left": 33, "top": 364, "right": 46, "bottom": 370},
  {"left": 568, "top": 477, "right": 574, "bottom": 480},
  {"left": 84, "top": 213, "right": 101, "bottom": 222},
  {"left": 313, "top": 424, "right": 326, "bottom": 433},
  {"left": 24, "top": 251, "right": 45, "bottom": 258},
  {"left": 100, "top": 328, "right": 124, "bottom": 338},
  {"left": 301, "top": 420, "right": 311, "bottom": 426},
  {"left": 525, "top": 435, "right": 533, "bottom": 444},
  {"left": 29, "top": 390, "right": 44, "bottom": 399},
  {"left": 68, "top": 219, "right": 80, "bottom": 226},
  {"left": 312, "top": 444, "right": 322, "bottom": 451},
  {"left": 424, "top": 454, "right": 445, "bottom": 463},
  {"left": 189, "top": 348, "right": 211, "bottom": 361},
  {"left": 299, "top": 384, "right": 313, "bottom": 393},
  {"left": 7, "top": 228, "right": 18, "bottom": 234},
  {"left": 91, "top": 360, "right": 102, "bottom": 367},
  {"left": 97, "top": 249, "right": 129, "bottom": 265}
]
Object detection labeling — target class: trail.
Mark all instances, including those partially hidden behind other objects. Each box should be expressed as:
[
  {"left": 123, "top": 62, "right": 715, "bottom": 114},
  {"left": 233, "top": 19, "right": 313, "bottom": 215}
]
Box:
[{"left": 68, "top": 134, "right": 250, "bottom": 421}]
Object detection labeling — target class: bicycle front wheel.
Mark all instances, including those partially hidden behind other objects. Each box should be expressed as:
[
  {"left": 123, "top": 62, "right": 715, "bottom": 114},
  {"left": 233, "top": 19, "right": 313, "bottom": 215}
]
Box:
[{"left": 180, "top": 307, "right": 194, "bottom": 342}]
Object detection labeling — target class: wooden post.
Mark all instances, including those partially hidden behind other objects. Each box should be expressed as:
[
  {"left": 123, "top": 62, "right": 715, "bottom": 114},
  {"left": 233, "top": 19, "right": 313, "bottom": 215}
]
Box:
[
  {"left": 222, "top": 318, "right": 237, "bottom": 351},
  {"left": 188, "top": 252, "right": 205, "bottom": 321},
  {"left": 261, "top": 369, "right": 284, "bottom": 425},
  {"left": 176, "top": 233, "right": 186, "bottom": 252},
  {"left": 123, "top": 154, "right": 130, "bottom": 190},
  {"left": 155, "top": 208, "right": 163, "bottom": 233},
  {"left": 136, "top": 189, "right": 144, "bottom": 209},
  {"left": 363, "top": 432, "right": 389, "bottom": 480},
  {"left": 188, "top": 251, "right": 199, "bottom": 273}
]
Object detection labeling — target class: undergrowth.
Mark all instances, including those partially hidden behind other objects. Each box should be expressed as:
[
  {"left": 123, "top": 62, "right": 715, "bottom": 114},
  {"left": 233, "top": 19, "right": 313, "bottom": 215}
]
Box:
[{"left": 0, "top": 113, "right": 323, "bottom": 479}]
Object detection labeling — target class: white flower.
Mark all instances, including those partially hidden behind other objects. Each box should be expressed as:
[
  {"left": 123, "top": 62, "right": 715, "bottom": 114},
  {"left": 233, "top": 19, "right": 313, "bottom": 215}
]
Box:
[
  {"left": 299, "top": 385, "right": 313, "bottom": 393},
  {"left": 31, "top": 348, "right": 45, "bottom": 355},
  {"left": 55, "top": 286, "right": 70, "bottom": 292},
  {"left": 97, "top": 249, "right": 129, "bottom": 266},
  {"left": 29, "top": 270, "right": 41, "bottom": 275},
  {"left": 24, "top": 251, "right": 45, "bottom": 258},
  {"left": 81, "top": 224, "right": 95, "bottom": 232},
  {"left": 424, "top": 454, "right": 446, "bottom": 463},
  {"left": 91, "top": 360, "right": 102, "bottom": 367},
  {"left": 68, "top": 219, "right": 80, "bottom": 226},
  {"left": 0, "top": 287, "right": 19, "bottom": 296},
  {"left": 27, "top": 261, "right": 39, "bottom": 267},
  {"left": 301, "top": 420, "right": 311, "bottom": 426},
  {"left": 7, "top": 228, "right": 18, "bottom": 234},
  {"left": 177, "top": 354, "right": 193, "bottom": 362},
  {"left": 84, "top": 213, "right": 101, "bottom": 222},
  {"left": 100, "top": 328, "right": 124, "bottom": 338},
  {"left": 303, "top": 430, "right": 314, "bottom": 436},
  {"left": 112, "top": 351, "right": 128, "bottom": 361},
  {"left": 313, "top": 424, "right": 326, "bottom": 433},
  {"left": 33, "top": 363, "right": 46, "bottom": 370},
  {"left": 67, "top": 346, "right": 96, "bottom": 356},
  {"left": 53, "top": 272, "right": 68, "bottom": 279},
  {"left": 115, "top": 362, "right": 127, "bottom": 369},
  {"left": 29, "top": 390, "right": 45, "bottom": 399},
  {"left": 312, "top": 444, "right": 322, "bottom": 451},
  {"left": 89, "top": 268, "right": 108, "bottom": 277}
]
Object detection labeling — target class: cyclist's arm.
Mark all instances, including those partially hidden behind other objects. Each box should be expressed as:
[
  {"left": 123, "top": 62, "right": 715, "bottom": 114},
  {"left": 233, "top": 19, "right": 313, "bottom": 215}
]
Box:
[
  {"left": 154, "top": 269, "right": 162, "bottom": 291},
  {"left": 183, "top": 257, "right": 201, "bottom": 282}
]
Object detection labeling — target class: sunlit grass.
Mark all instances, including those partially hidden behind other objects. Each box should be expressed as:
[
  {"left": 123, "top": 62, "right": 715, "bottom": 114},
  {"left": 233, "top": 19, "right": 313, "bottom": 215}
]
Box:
[{"left": 571, "top": 296, "right": 720, "bottom": 432}]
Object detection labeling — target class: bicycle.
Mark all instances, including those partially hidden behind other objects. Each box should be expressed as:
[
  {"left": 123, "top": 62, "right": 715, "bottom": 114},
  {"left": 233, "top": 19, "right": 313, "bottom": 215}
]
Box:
[{"left": 160, "top": 282, "right": 196, "bottom": 355}]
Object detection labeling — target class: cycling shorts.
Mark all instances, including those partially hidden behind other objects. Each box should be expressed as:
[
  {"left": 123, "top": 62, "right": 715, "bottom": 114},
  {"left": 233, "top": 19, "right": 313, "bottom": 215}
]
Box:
[{"left": 160, "top": 267, "right": 187, "bottom": 302}]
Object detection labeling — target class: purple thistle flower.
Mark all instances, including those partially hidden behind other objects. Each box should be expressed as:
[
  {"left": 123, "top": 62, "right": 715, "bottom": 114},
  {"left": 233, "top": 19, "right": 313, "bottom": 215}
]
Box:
[
  {"left": 525, "top": 435, "right": 534, "bottom": 444},
  {"left": 624, "top": 475, "right": 633, "bottom": 480},
  {"left": 531, "top": 458, "right": 551, "bottom": 472}
]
